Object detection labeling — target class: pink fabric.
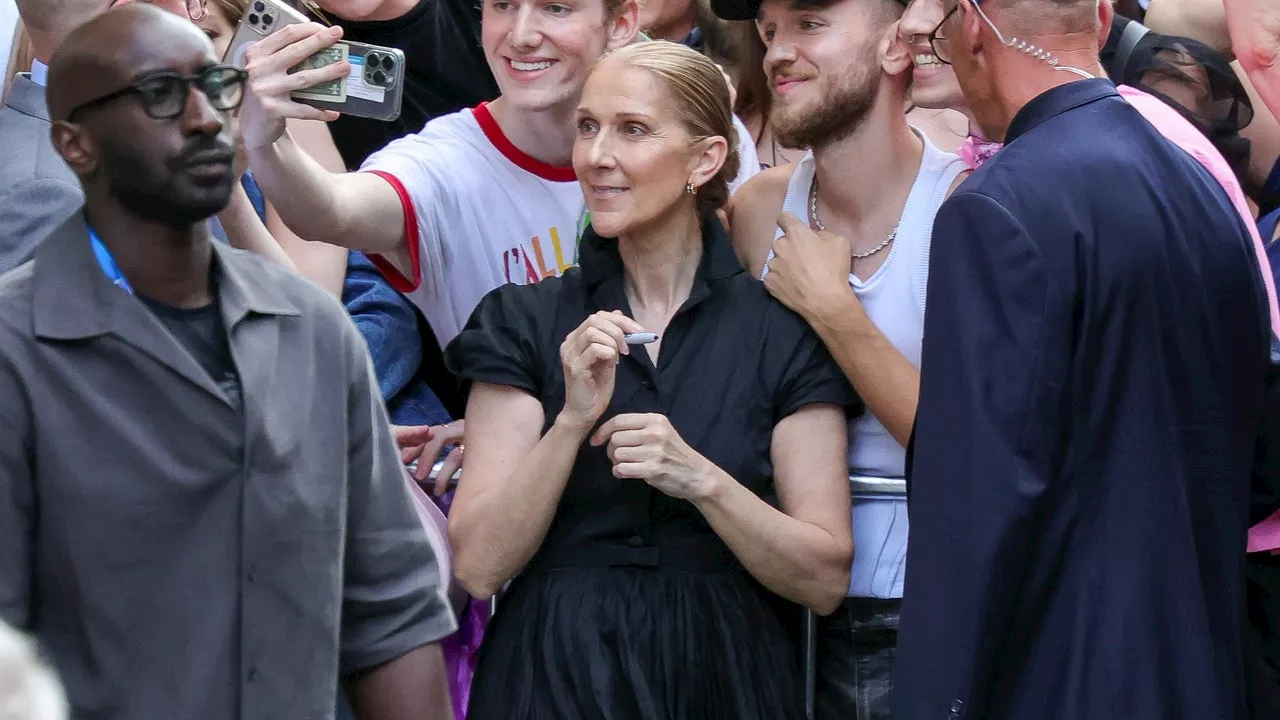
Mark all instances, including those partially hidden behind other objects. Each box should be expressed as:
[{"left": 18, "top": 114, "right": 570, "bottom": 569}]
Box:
[
  {"left": 1115, "top": 86, "right": 1280, "bottom": 334},
  {"left": 1248, "top": 511, "right": 1280, "bottom": 554},
  {"left": 405, "top": 477, "right": 490, "bottom": 718},
  {"left": 958, "top": 86, "right": 1280, "bottom": 551},
  {"left": 1115, "top": 86, "right": 1280, "bottom": 554},
  {"left": 958, "top": 132, "right": 1003, "bottom": 171}
]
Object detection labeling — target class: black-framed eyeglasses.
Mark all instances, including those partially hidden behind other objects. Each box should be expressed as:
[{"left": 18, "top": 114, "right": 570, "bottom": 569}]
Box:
[
  {"left": 929, "top": 5, "right": 958, "bottom": 65},
  {"left": 67, "top": 65, "right": 248, "bottom": 122}
]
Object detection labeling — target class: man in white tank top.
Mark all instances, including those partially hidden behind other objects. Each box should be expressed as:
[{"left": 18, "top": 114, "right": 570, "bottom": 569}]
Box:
[{"left": 715, "top": 0, "right": 967, "bottom": 716}]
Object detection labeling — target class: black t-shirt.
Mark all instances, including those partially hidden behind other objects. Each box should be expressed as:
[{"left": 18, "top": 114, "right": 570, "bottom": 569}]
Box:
[
  {"left": 140, "top": 292, "right": 242, "bottom": 411},
  {"left": 443, "top": 213, "right": 861, "bottom": 568},
  {"left": 324, "top": 0, "right": 500, "bottom": 169}
]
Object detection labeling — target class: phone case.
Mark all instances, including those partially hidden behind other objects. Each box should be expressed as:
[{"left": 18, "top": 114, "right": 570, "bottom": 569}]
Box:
[
  {"left": 299, "top": 41, "right": 406, "bottom": 122},
  {"left": 223, "top": 0, "right": 406, "bottom": 122},
  {"left": 223, "top": 0, "right": 309, "bottom": 69}
]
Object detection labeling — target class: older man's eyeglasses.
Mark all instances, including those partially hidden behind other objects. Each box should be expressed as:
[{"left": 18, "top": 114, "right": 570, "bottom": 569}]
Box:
[
  {"left": 67, "top": 66, "right": 249, "bottom": 121},
  {"left": 928, "top": 5, "right": 958, "bottom": 65}
]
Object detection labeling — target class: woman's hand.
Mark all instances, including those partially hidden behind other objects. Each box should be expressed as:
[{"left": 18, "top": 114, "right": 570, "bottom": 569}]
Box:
[
  {"left": 558, "top": 311, "right": 643, "bottom": 431},
  {"left": 394, "top": 421, "right": 465, "bottom": 496},
  {"left": 591, "top": 413, "right": 717, "bottom": 500}
]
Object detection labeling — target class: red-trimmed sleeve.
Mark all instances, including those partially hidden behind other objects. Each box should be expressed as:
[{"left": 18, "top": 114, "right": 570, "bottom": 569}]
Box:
[{"left": 364, "top": 170, "right": 422, "bottom": 293}]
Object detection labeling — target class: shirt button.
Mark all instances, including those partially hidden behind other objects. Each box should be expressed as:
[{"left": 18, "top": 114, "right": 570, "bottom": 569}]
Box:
[
  {"left": 247, "top": 667, "right": 258, "bottom": 682},
  {"left": 246, "top": 565, "right": 256, "bottom": 583},
  {"left": 627, "top": 535, "right": 644, "bottom": 547}
]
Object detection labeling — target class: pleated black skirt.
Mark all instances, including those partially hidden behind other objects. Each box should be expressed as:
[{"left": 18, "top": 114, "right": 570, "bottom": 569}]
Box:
[{"left": 467, "top": 566, "right": 806, "bottom": 720}]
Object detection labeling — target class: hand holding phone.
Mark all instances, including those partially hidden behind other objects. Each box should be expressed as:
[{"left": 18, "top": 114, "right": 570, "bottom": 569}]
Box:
[
  {"left": 227, "top": 0, "right": 406, "bottom": 134},
  {"left": 234, "top": 21, "right": 348, "bottom": 150}
]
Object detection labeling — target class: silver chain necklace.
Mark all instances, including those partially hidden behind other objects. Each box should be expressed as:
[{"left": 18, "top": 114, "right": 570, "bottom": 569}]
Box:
[{"left": 809, "top": 175, "right": 897, "bottom": 260}]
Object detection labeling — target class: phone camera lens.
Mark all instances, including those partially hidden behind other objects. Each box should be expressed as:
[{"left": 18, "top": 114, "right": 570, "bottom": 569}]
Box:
[
  {"left": 262, "top": 13, "right": 274, "bottom": 25},
  {"left": 248, "top": 12, "right": 259, "bottom": 25},
  {"left": 372, "top": 70, "right": 387, "bottom": 85},
  {"left": 380, "top": 56, "right": 395, "bottom": 71},
  {"left": 253, "top": 1, "right": 265, "bottom": 10}
]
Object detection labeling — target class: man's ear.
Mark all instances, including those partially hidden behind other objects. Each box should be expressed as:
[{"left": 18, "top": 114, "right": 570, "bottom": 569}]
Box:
[
  {"left": 881, "top": 20, "right": 914, "bottom": 77},
  {"left": 1096, "top": 0, "right": 1114, "bottom": 48},
  {"left": 957, "top": 0, "right": 985, "bottom": 57},
  {"left": 50, "top": 121, "right": 96, "bottom": 177},
  {"left": 607, "top": 0, "right": 642, "bottom": 50}
]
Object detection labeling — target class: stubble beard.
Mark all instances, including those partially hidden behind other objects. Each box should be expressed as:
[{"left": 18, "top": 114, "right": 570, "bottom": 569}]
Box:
[{"left": 770, "top": 66, "right": 881, "bottom": 151}]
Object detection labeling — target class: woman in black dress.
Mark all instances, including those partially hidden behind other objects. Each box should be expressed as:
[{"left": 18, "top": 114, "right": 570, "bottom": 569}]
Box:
[{"left": 444, "top": 41, "right": 858, "bottom": 719}]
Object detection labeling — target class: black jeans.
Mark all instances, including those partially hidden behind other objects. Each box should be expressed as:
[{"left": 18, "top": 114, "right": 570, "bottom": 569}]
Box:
[{"left": 814, "top": 597, "right": 900, "bottom": 720}]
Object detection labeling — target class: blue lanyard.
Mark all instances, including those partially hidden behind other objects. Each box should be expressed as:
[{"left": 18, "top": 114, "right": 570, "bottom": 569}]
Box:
[{"left": 89, "top": 228, "right": 134, "bottom": 295}]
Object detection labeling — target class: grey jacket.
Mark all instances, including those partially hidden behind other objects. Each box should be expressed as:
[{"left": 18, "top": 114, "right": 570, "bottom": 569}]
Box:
[{"left": 0, "top": 74, "right": 82, "bottom": 275}]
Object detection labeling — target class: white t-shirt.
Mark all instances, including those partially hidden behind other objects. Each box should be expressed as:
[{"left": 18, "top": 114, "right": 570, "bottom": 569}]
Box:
[
  {"left": 361, "top": 103, "right": 758, "bottom": 348},
  {"left": 361, "top": 103, "right": 587, "bottom": 347}
]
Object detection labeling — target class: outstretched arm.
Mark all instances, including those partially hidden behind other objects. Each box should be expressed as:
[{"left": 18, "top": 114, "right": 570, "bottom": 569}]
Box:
[{"left": 238, "top": 23, "right": 408, "bottom": 260}]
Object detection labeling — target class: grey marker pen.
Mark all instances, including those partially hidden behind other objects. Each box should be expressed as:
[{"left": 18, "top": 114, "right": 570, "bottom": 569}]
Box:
[{"left": 624, "top": 332, "right": 659, "bottom": 345}]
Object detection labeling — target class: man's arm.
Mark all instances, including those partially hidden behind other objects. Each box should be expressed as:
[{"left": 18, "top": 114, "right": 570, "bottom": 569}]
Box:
[
  {"left": 0, "top": 179, "right": 82, "bottom": 275},
  {"left": 238, "top": 24, "right": 408, "bottom": 258},
  {"left": 261, "top": 118, "right": 354, "bottom": 296},
  {"left": 0, "top": 352, "right": 34, "bottom": 629},
  {"left": 761, "top": 212, "right": 921, "bottom": 448},
  {"left": 339, "top": 320, "right": 456, "bottom": 720},
  {"left": 1144, "top": 0, "right": 1233, "bottom": 53},
  {"left": 893, "top": 191, "right": 1071, "bottom": 719},
  {"left": 728, "top": 167, "right": 793, "bottom": 276},
  {"left": 344, "top": 645, "right": 452, "bottom": 720}
]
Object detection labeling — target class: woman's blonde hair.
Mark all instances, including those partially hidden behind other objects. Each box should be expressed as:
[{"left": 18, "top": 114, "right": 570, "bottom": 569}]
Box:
[{"left": 602, "top": 40, "right": 740, "bottom": 212}]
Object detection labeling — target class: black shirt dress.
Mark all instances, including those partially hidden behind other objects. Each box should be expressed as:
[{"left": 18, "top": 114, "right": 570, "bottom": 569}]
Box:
[{"left": 444, "top": 214, "right": 860, "bottom": 719}]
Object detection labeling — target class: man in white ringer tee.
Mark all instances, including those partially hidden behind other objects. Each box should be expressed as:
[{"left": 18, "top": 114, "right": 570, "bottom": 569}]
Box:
[
  {"left": 720, "top": 0, "right": 967, "bottom": 717},
  {"left": 236, "top": 0, "right": 640, "bottom": 348}
]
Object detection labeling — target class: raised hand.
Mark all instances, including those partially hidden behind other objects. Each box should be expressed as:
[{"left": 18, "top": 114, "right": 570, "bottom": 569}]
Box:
[
  {"left": 395, "top": 421, "right": 466, "bottom": 496},
  {"left": 558, "top": 311, "right": 643, "bottom": 431},
  {"left": 238, "top": 23, "right": 349, "bottom": 150},
  {"left": 764, "top": 211, "right": 854, "bottom": 321},
  {"left": 590, "top": 413, "right": 716, "bottom": 501}
]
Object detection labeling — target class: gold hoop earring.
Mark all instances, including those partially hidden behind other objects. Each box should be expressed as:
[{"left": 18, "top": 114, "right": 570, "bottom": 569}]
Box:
[{"left": 686, "top": 182, "right": 696, "bottom": 195}]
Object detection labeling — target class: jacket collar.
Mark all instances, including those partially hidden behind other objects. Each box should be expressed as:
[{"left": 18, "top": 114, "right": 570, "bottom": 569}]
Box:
[
  {"left": 3, "top": 74, "right": 51, "bottom": 123},
  {"left": 32, "top": 211, "right": 300, "bottom": 402},
  {"left": 1005, "top": 78, "right": 1119, "bottom": 145}
]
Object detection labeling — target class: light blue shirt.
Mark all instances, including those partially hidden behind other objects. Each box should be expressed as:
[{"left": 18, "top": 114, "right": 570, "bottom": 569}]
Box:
[{"left": 30, "top": 59, "right": 48, "bottom": 88}]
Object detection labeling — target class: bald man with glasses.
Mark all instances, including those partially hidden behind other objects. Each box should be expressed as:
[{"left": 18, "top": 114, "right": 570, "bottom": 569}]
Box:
[{"left": 0, "top": 0, "right": 217, "bottom": 275}]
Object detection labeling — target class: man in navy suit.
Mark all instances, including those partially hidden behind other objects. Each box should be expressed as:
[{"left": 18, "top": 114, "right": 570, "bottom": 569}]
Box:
[{"left": 894, "top": 1, "right": 1271, "bottom": 718}]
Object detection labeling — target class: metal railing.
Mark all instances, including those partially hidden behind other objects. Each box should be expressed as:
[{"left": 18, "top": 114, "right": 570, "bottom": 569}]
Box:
[
  {"left": 418, "top": 462, "right": 903, "bottom": 720},
  {"left": 418, "top": 460, "right": 907, "bottom": 498}
]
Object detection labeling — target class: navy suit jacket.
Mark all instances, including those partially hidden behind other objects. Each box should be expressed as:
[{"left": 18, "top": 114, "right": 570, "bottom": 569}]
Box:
[{"left": 896, "top": 80, "right": 1271, "bottom": 720}]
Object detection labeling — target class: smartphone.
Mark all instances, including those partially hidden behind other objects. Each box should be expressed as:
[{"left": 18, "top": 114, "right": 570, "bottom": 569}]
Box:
[{"left": 223, "top": 0, "right": 406, "bottom": 122}]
